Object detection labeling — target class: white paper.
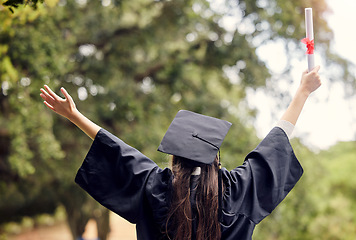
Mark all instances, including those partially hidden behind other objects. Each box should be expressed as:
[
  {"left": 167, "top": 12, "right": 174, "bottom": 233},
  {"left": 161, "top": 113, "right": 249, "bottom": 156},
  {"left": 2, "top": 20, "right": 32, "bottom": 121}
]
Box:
[{"left": 305, "top": 8, "right": 315, "bottom": 72}]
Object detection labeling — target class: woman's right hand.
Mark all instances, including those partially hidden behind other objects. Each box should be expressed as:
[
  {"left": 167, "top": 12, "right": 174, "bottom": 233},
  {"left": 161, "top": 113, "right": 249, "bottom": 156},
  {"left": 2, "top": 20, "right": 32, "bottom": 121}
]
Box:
[
  {"left": 299, "top": 65, "right": 322, "bottom": 96},
  {"left": 40, "top": 85, "right": 77, "bottom": 120},
  {"left": 280, "top": 66, "right": 322, "bottom": 126}
]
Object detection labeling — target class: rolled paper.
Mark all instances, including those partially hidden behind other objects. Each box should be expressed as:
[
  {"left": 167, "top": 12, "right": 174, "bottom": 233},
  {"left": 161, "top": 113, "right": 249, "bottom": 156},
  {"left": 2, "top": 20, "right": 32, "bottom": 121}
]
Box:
[{"left": 303, "top": 8, "right": 315, "bottom": 72}]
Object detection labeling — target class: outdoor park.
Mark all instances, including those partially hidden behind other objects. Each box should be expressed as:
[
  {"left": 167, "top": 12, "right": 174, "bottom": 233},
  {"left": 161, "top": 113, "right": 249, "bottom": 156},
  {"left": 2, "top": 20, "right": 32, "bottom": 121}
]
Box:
[{"left": 1, "top": 0, "right": 356, "bottom": 239}]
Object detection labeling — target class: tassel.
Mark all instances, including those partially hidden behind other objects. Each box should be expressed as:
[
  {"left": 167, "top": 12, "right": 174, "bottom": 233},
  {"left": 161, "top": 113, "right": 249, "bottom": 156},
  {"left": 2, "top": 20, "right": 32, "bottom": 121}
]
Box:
[{"left": 218, "top": 151, "right": 222, "bottom": 222}]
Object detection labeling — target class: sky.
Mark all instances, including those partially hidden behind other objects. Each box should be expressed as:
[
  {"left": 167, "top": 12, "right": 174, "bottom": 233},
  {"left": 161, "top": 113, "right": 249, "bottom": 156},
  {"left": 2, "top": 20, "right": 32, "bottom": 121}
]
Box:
[{"left": 248, "top": 0, "right": 356, "bottom": 150}]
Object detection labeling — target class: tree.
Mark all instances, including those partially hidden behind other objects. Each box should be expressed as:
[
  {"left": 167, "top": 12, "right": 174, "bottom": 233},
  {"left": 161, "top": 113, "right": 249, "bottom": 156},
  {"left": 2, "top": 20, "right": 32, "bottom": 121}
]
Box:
[
  {"left": 0, "top": 3, "right": 99, "bottom": 239},
  {"left": 313, "top": 141, "right": 356, "bottom": 239},
  {"left": 1, "top": 0, "right": 351, "bottom": 239},
  {"left": 2, "top": 0, "right": 43, "bottom": 13}
]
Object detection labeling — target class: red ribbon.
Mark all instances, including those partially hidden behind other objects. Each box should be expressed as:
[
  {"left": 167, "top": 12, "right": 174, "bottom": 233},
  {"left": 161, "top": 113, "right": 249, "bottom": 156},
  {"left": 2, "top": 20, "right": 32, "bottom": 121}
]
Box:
[{"left": 301, "top": 38, "right": 314, "bottom": 54}]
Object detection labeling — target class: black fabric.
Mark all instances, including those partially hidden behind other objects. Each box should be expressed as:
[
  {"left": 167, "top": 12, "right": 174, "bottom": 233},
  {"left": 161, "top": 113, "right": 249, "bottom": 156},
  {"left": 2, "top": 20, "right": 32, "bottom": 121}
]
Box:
[
  {"left": 75, "top": 127, "right": 303, "bottom": 240},
  {"left": 158, "top": 110, "right": 232, "bottom": 164}
]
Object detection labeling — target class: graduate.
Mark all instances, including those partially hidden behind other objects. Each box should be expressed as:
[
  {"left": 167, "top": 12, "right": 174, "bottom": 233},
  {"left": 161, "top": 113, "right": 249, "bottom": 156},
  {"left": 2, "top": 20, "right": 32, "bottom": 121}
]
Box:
[{"left": 40, "top": 66, "right": 321, "bottom": 240}]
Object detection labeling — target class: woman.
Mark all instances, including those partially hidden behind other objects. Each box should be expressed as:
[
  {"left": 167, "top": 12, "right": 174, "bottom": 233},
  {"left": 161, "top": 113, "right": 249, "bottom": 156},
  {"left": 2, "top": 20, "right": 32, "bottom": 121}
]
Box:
[{"left": 40, "top": 66, "right": 321, "bottom": 240}]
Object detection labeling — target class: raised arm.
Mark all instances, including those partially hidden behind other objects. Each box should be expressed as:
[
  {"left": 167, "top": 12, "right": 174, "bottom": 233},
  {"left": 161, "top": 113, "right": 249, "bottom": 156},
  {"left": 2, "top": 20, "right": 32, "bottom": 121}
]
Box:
[
  {"left": 280, "top": 66, "right": 321, "bottom": 126},
  {"left": 40, "top": 85, "right": 101, "bottom": 140}
]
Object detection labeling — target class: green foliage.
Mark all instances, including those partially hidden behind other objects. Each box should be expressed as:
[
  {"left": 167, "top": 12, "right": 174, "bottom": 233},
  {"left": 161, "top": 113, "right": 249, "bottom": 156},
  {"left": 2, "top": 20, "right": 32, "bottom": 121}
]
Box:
[
  {"left": 314, "top": 142, "right": 356, "bottom": 239},
  {"left": 2, "top": 0, "right": 44, "bottom": 13},
  {"left": 0, "top": 0, "right": 354, "bottom": 239}
]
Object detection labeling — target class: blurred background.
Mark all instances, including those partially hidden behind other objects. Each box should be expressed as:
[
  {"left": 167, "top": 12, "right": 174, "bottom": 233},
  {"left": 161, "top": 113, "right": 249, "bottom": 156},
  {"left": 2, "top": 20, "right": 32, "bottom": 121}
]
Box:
[{"left": 0, "top": 0, "right": 355, "bottom": 239}]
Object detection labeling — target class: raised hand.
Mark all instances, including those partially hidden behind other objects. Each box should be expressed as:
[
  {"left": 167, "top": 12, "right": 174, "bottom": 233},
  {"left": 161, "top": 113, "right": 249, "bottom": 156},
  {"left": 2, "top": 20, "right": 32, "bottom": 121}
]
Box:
[
  {"left": 280, "top": 66, "right": 322, "bottom": 126},
  {"left": 40, "top": 85, "right": 77, "bottom": 120},
  {"left": 40, "top": 85, "right": 100, "bottom": 140},
  {"left": 300, "top": 65, "right": 322, "bottom": 95}
]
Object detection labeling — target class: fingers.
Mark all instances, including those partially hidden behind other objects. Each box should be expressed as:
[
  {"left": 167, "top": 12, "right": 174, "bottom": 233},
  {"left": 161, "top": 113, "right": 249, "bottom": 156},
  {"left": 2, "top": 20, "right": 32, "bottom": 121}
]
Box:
[
  {"left": 43, "top": 101, "right": 55, "bottom": 111},
  {"left": 311, "top": 65, "right": 320, "bottom": 73},
  {"left": 44, "top": 85, "right": 61, "bottom": 100},
  {"left": 40, "top": 86, "right": 63, "bottom": 111},
  {"left": 303, "top": 65, "right": 320, "bottom": 78},
  {"left": 40, "top": 91, "right": 55, "bottom": 111},
  {"left": 60, "top": 87, "right": 72, "bottom": 101},
  {"left": 308, "top": 66, "right": 321, "bottom": 81},
  {"left": 40, "top": 88, "right": 55, "bottom": 105},
  {"left": 302, "top": 66, "right": 320, "bottom": 77},
  {"left": 302, "top": 69, "right": 309, "bottom": 76}
]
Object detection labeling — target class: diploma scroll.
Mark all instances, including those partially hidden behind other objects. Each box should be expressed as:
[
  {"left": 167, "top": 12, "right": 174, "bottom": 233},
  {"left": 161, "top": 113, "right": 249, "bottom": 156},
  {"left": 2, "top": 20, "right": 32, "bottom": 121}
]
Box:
[{"left": 303, "top": 8, "right": 315, "bottom": 72}]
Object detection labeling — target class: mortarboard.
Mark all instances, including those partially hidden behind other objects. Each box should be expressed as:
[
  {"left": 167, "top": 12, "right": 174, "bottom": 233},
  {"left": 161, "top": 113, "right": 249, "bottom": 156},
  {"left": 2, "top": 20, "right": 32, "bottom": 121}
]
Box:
[{"left": 157, "top": 110, "right": 232, "bottom": 165}]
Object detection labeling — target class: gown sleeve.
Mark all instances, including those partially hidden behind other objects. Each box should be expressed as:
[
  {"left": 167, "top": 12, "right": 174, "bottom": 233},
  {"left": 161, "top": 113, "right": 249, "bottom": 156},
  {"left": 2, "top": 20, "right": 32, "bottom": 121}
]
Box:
[
  {"left": 222, "top": 127, "right": 303, "bottom": 224},
  {"left": 74, "top": 128, "right": 159, "bottom": 224}
]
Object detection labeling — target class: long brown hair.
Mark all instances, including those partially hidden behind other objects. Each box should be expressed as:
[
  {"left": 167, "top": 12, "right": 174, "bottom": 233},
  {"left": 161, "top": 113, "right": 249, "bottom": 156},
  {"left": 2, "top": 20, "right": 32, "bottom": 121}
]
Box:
[{"left": 165, "top": 155, "right": 221, "bottom": 240}]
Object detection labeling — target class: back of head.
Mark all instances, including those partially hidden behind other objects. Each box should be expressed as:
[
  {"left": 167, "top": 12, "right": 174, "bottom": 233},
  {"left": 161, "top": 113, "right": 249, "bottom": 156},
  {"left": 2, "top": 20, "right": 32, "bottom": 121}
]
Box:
[
  {"left": 166, "top": 155, "right": 221, "bottom": 240},
  {"left": 159, "top": 110, "right": 231, "bottom": 240}
]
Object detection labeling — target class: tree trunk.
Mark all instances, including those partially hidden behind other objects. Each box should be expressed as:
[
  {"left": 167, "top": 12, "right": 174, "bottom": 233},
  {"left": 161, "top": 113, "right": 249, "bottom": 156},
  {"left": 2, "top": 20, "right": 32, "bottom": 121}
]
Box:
[
  {"left": 64, "top": 202, "right": 91, "bottom": 240},
  {"left": 94, "top": 207, "right": 110, "bottom": 240}
]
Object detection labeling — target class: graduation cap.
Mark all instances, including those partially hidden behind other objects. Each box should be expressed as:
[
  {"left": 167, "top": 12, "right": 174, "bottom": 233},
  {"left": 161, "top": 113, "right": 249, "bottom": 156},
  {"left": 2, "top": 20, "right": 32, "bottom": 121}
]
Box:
[
  {"left": 158, "top": 110, "right": 231, "bottom": 222},
  {"left": 157, "top": 110, "right": 232, "bottom": 165}
]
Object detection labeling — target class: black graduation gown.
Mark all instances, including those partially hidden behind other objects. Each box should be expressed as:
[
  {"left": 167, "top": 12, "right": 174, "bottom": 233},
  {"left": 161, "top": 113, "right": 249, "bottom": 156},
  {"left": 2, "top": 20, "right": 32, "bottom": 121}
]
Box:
[{"left": 75, "top": 127, "right": 303, "bottom": 240}]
